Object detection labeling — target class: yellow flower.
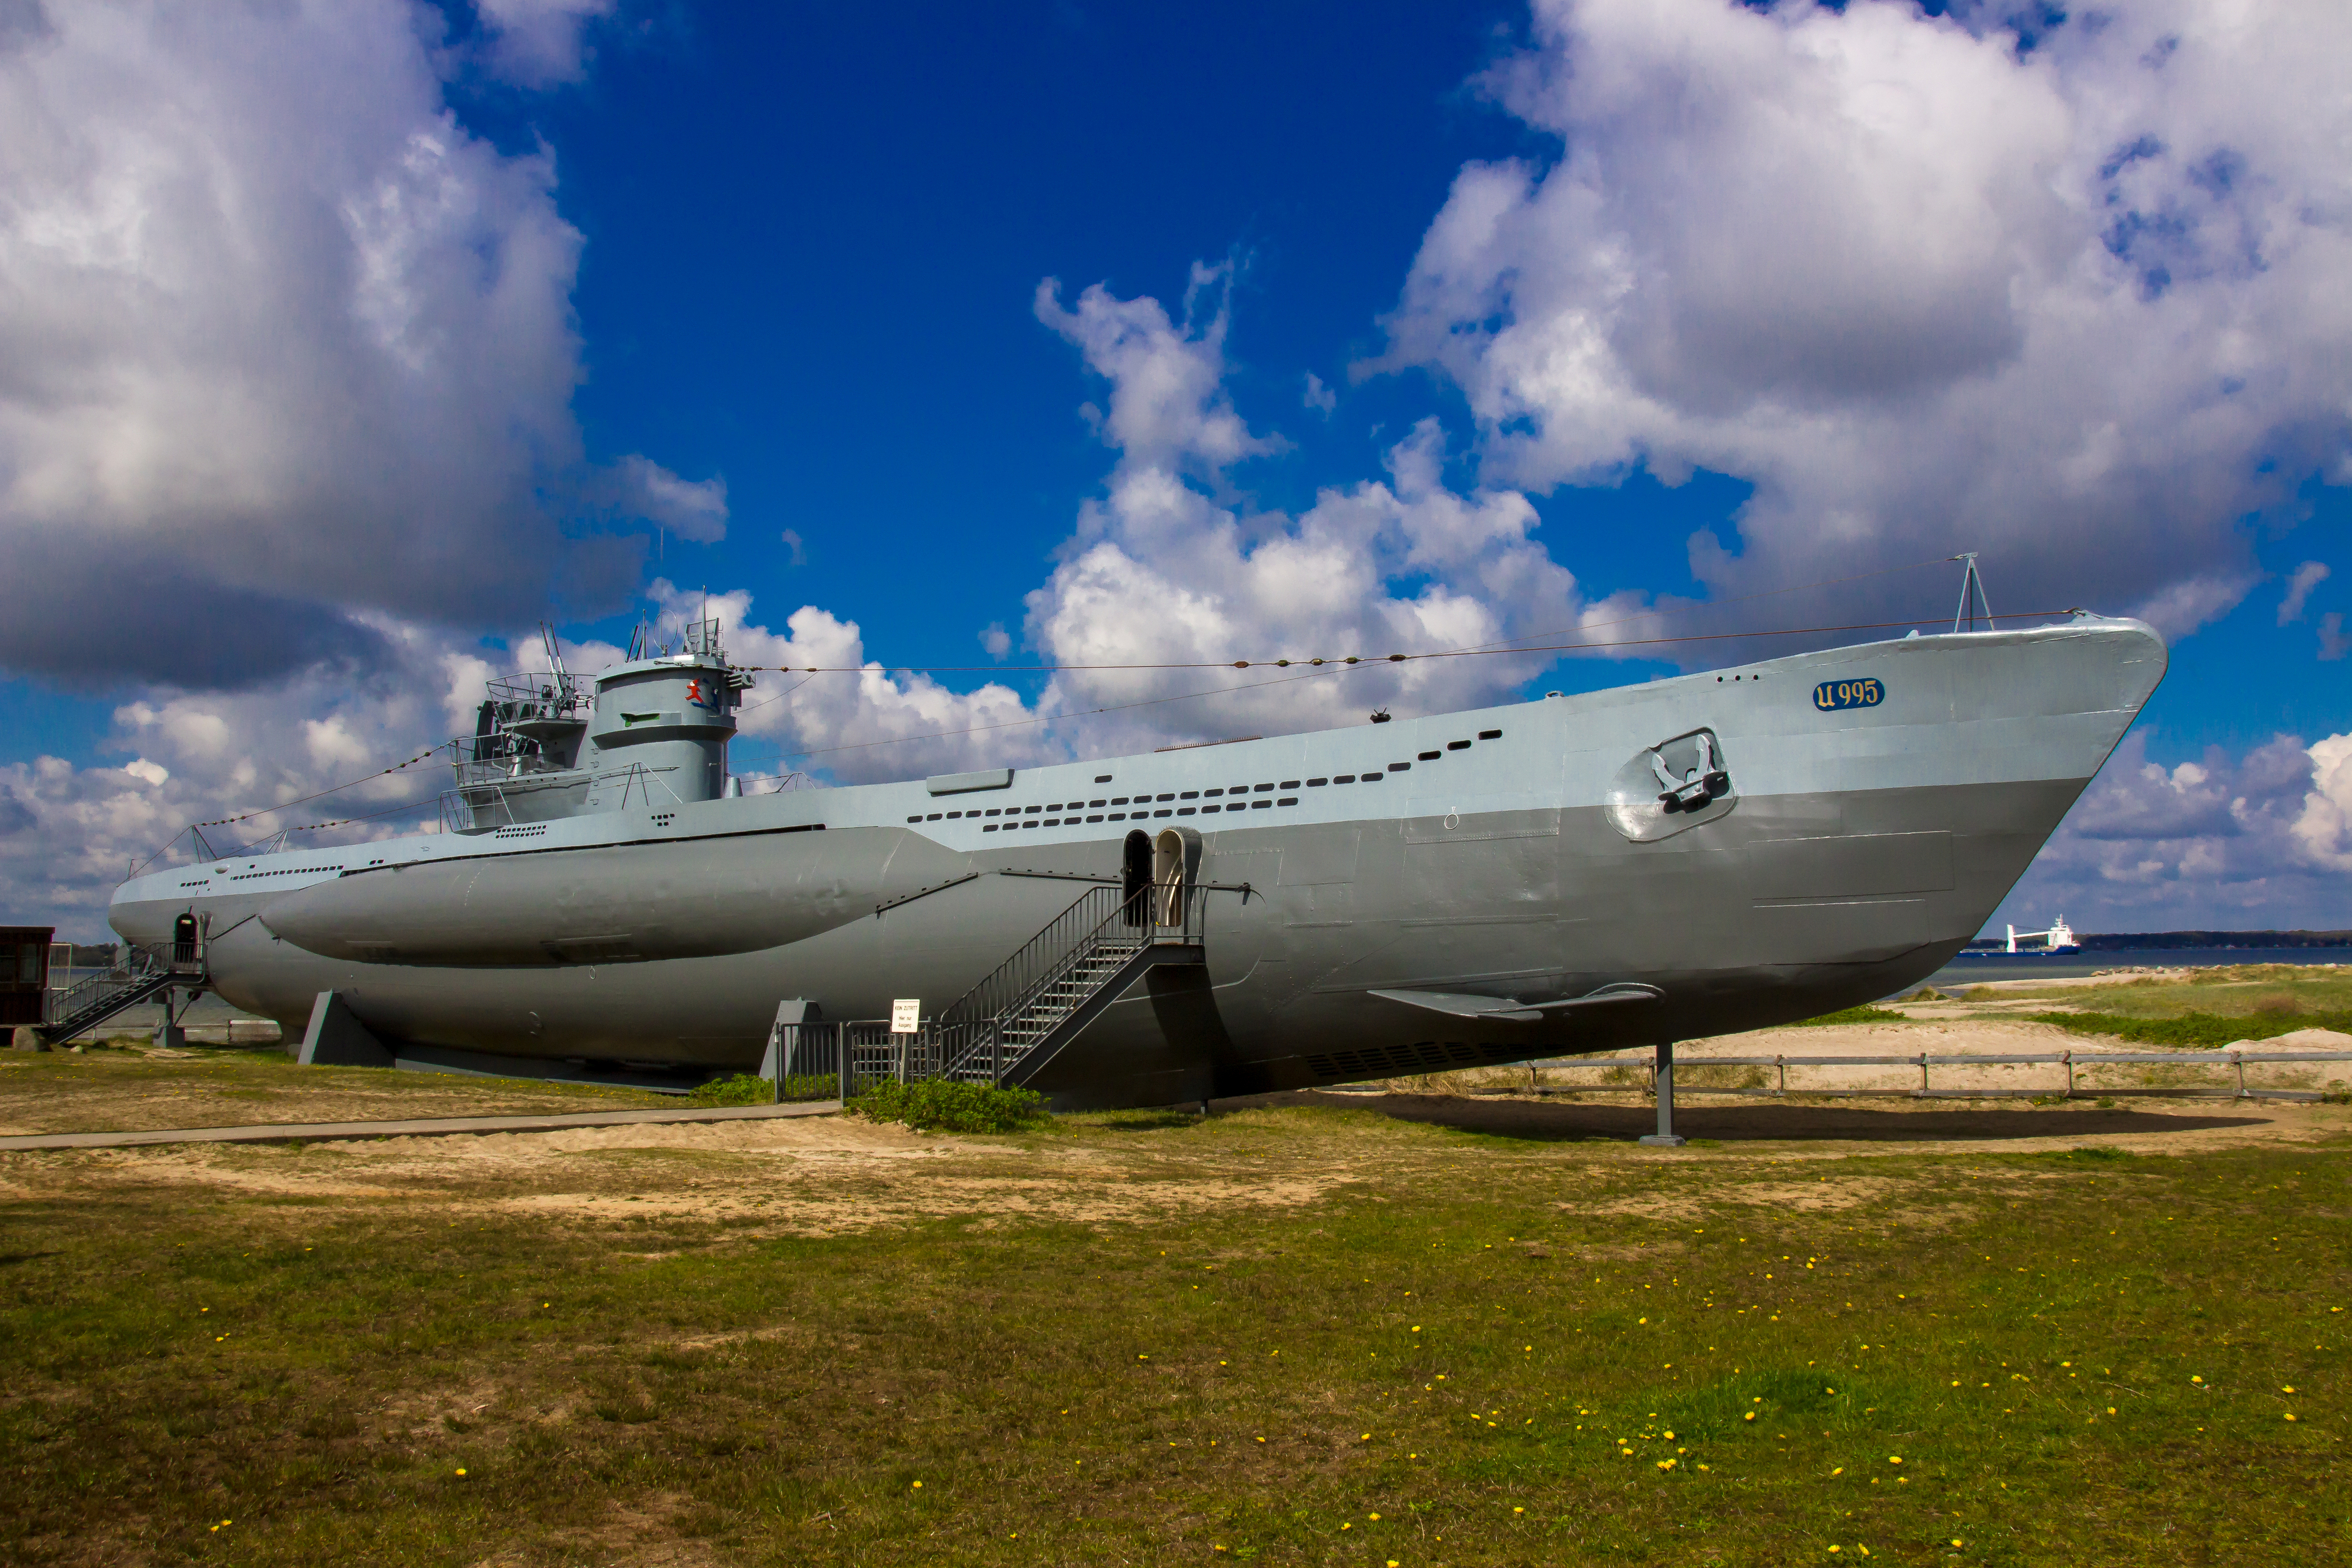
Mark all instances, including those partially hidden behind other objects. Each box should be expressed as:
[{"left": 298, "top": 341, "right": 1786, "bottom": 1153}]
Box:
[{"left": 455, "top": 1469, "right": 467, "bottom": 1477}]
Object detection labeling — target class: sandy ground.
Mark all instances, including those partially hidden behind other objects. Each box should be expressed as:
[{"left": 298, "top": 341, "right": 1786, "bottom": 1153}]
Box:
[{"left": 5, "top": 1071, "right": 2345, "bottom": 1250}]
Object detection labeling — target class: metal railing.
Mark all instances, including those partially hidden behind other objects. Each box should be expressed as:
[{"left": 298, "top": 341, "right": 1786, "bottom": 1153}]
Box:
[
  {"left": 42, "top": 939, "right": 204, "bottom": 1038},
  {"left": 768, "top": 879, "right": 1212, "bottom": 1096},
  {"left": 1503, "top": 1048, "right": 2352, "bottom": 1104},
  {"left": 934, "top": 881, "right": 1210, "bottom": 1085}
]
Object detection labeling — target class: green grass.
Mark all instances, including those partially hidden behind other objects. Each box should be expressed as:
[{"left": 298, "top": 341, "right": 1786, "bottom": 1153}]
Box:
[
  {"left": 2, "top": 1103, "right": 2346, "bottom": 1564},
  {"left": 1788, "top": 1005, "right": 1911, "bottom": 1026},
  {"left": 2026, "top": 1010, "right": 2352, "bottom": 1049}
]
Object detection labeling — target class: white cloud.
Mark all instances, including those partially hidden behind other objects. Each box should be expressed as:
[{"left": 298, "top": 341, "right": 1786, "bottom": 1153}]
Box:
[
  {"left": 1035, "top": 265, "right": 1283, "bottom": 479},
  {"left": 2291, "top": 733, "right": 2352, "bottom": 872},
  {"left": 1378, "top": 0, "right": 2352, "bottom": 641},
  {"left": 2320, "top": 612, "right": 2350, "bottom": 663},
  {"left": 978, "top": 622, "right": 1011, "bottom": 658},
  {"left": 0, "top": 0, "right": 691, "bottom": 690},
  {"left": 609, "top": 454, "right": 728, "bottom": 544},
  {"left": 1998, "top": 729, "right": 2352, "bottom": 931},
  {"left": 473, "top": 0, "right": 614, "bottom": 88},
  {"left": 1020, "top": 272, "right": 1615, "bottom": 756},
  {"left": 2278, "top": 560, "right": 2329, "bottom": 624},
  {"left": 650, "top": 581, "right": 1052, "bottom": 786},
  {"left": 1303, "top": 372, "right": 1337, "bottom": 415}
]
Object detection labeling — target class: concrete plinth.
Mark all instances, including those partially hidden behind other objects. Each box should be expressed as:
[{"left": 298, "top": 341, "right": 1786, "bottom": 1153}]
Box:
[{"left": 295, "top": 991, "right": 394, "bottom": 1068}]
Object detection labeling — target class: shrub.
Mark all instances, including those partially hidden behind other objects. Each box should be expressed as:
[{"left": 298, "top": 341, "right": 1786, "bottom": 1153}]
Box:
[
  {"left": 686, "top": 1073, "right": 775, "bottom": 1107},
  {"left": 849, "top": 1078, "right": 1050, "bottom": 1133}
]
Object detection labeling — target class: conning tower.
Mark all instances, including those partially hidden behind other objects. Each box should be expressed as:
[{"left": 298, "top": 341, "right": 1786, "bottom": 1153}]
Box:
[{"left": 455, "top": 617, "right": 753, "bottom": 827}]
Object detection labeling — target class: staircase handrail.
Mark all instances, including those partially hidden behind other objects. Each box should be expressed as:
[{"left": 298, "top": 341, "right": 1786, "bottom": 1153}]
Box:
[
  {"left": 41, "top": 938, "right": 205, "bottom": 1038},
  {"left": 932, "top": 884, "right": 1159, "bottom": 1082}
]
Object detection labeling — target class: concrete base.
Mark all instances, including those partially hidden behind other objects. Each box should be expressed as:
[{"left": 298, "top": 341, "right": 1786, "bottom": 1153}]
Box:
[
  {"left": 758, "top": 999, "right": 819, "bottom": 1083},
  {"left": 1637, "top": 1134, "right": 1687, "bottom": 1147},
  {"left": 295, "top": 991, "right": 394, "bottom": 1068}
]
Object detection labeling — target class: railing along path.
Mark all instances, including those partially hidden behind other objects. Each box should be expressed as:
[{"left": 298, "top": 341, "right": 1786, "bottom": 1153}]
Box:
[{"left": 1502, "top": 1047, "right": 2352, "bottom": 1104}]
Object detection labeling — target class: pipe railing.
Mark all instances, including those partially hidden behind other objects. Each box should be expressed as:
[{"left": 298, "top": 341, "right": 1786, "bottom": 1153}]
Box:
[{"left": 1494, "top": 1048, "right": 2352, "bottom": 1104}]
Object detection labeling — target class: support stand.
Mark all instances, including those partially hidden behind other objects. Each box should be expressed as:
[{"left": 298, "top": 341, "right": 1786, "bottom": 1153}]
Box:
[
  {"left": 759, "top": 1000, "right": 820, "bottom": 1102},
  {"left": 1639, "top": 1040, "right": 1686, "bottom": 1147},
  {"left": 294, "top": 991, "right": 393, "bottom": 1068},
  {"left": 153, "top": 987, "right": 188, "bottom": 1050}
]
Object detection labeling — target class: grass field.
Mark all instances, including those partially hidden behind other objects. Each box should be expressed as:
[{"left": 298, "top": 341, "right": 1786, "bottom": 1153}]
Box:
[
  {"left": 2, "top": 966, "right": 2346, "bottom": 1564},
  {"left": 4, "top": 1095, "right": 2347, "bottom": 1564},
  {"left": 0, "top": 1044, "right": 675, "bottom": 1135}
]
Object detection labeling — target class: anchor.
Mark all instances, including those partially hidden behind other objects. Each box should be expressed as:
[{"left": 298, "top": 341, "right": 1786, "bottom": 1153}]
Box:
[{"left": 1651, "top": 731, "right": 1730, "bottom": 813}]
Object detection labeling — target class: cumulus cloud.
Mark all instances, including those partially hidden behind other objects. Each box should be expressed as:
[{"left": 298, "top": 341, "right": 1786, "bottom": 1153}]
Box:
[
  {"left": 2319, "top": 612, "right": 2350, "bottom": 663},
  {"left": 2278, "top": 560, "right": 2329, "bottom": 624},
  {"left": 0, "top": 609, "right": 518, "bottom": 932},
  {"left": 474, "top": 0, "right": 614, "bottom": 88},
  {"left": 1378, "top": 0, "right": 2352, "bottom": 644},
  {"left": 1999, "top": 729, "right": 2352, "bottom": 931},
  {"left": 1023, "top": 272, "right": 1622, "bottom": 755},
  {"left": 642, "top": 581, "right": 1050, "bottom": 786},
  {"left": 1035, "top": 265, "right": 1284, "bottom": 480},
  {"left": 0, "top": 0, "right": 706, "bottom": 690}
]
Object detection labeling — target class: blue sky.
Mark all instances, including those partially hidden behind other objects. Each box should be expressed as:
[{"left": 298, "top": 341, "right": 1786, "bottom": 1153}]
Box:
[{"left": 1, "top": 0, "right": 2347, "bottom": 936}]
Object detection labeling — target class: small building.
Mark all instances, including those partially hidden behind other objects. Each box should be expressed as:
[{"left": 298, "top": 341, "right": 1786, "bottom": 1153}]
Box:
[{"left": 0, "top": 926, "right": 54, "bottom": 1028}]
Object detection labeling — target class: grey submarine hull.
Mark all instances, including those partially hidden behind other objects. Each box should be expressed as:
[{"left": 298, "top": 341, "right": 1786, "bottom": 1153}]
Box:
[{"left": 109, "top": 618, "right": 2166, "bottom": 1108}]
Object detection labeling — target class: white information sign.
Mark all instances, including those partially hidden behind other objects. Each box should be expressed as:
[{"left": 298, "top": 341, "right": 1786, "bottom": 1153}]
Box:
[{"left": 889, "top": 998, "right": 921, "bottom": 1035}]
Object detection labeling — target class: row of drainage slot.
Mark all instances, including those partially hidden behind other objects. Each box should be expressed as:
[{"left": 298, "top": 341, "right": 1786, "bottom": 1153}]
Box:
[{"left": 908, "top": 729, "right": 1503, "bottom": 827}]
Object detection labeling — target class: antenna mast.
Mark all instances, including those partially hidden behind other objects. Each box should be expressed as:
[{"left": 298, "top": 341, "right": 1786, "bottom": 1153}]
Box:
[{"left": 1951, "top": 553, "right": 1996, "bottom": 633}]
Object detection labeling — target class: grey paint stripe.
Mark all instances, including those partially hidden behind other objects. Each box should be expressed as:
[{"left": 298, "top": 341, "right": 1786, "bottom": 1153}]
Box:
[{"left": 0, "top": 1099, "right": 842, "bottom": 1152}]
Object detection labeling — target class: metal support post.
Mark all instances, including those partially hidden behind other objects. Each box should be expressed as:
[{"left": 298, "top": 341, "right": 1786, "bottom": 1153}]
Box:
[
  {"left": 155, "top": 987, "right": 187, "bottom": 1051},
  {"left": 1639, "top": 1041, "right": 1686, "bottom": 1147}
]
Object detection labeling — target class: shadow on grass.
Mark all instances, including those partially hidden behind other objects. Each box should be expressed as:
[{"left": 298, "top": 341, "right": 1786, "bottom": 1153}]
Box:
[{"left": 1218, "top": 1090, "right": 2263, "bottom": 1144}]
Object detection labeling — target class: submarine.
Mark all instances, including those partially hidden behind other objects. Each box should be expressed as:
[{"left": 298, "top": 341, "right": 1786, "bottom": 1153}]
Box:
[{"left": 107, "top": 611, "right": 2166, "bottom": 1109}]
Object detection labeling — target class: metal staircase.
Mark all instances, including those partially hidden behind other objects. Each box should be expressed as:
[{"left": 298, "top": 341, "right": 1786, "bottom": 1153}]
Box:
[
  {"left": 930, "top": 881, "right": 1206, "bottom": 1087},
  {"left": 41, "top": 940, "right": 206, "bottom": 1044}
]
